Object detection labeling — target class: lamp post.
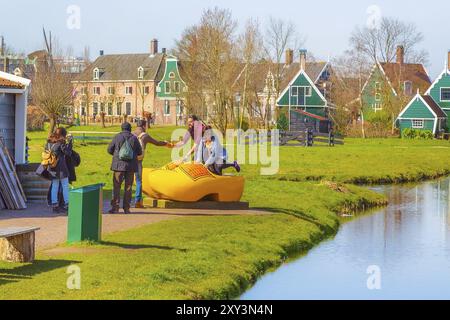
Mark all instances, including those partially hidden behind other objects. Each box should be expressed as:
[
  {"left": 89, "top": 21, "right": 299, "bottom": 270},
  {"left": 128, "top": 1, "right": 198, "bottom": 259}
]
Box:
[{"left": 235, "top": 93, "right": 241, "bottom": 129}]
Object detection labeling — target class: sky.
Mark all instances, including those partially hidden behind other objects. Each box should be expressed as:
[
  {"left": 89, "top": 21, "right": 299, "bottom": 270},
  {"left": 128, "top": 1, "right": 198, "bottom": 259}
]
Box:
[{"left": 1, "top": 0, "right": 449, "bottom": 78}]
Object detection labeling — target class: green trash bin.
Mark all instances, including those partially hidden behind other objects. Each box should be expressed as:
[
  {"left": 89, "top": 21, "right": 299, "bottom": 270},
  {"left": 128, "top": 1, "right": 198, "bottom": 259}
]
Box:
[{"left": 67, "top": 183, "right": 105, "bottom": 243}]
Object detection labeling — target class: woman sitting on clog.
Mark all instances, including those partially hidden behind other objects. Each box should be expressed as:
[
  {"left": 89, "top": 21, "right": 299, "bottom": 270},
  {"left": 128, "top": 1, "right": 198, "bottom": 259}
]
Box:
[{"left": 195, "top": 130, "right": 240, "bottom": 176}]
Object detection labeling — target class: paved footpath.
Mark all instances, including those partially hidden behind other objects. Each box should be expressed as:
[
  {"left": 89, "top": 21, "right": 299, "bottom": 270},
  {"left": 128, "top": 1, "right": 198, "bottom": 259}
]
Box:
[{"left": 0, "top": 202, "right": 270, "bottom": 250}]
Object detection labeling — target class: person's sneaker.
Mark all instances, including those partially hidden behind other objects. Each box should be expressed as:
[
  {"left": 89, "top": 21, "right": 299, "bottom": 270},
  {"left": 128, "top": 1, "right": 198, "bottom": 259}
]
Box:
[
  {"left": 123, "top": 208, "right": 131, "bottom": 214},
  {"left": 108, "top": 208, "right": 119, "bottom": 214},
  {"left": 234, "top": 161, "right": 241, "bottom": 173},
  {"left": 135, "top": 201, "right": 145, "bottom": 209},
  {"left": 52, "top": 206, "right": 60, "bottom": 214},
  {"left": 59, "top": 205, "right": 69, "bottom": 215}
]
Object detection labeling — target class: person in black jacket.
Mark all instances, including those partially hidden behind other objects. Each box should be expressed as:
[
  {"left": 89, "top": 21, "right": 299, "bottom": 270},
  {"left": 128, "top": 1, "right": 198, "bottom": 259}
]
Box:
[
  {"left": 47, "top": 127, "right": 73, "bottom": 213},
  {"left": 46, "top": 136, "right": 81, "bottom": 210},
  {"left": 107, "top": 122, "right": 142, "bottom": 214}
]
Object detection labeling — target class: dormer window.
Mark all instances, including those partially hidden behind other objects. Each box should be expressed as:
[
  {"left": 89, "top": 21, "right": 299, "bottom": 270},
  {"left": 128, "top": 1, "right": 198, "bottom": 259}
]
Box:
[
  {"left": 138, "top": 66, "right": 144, "bottom": 79},
  {"left": 93, "top": 68, "right": 100, "bottom": 80},
  {"left": 404, "top": 81, "right": 413, "bottom": 96}
]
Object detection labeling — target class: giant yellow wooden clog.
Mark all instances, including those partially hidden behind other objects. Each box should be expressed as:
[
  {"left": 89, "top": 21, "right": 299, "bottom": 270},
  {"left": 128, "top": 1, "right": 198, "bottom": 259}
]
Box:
[{"left": 142, "top": 163, "right": 244, "bottom": 202}]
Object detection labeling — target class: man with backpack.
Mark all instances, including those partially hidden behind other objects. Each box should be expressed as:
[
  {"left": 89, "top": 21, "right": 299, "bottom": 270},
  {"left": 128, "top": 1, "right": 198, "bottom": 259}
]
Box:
[
  {"left": 133, "top": 119, "right": 169, "bottom": 208},
  {"left": 107, "top": 122, "right": 142, "bottom": 214}
]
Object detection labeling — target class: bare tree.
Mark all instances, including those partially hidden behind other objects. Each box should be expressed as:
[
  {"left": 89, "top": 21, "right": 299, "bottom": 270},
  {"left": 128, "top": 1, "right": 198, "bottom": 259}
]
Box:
[
  {"left": 175, "top": 7, "right": 239, "bottom": 134},
  {"left": 236, "top": 18, "right": 264, "bottom": 129},
  {"left": 350, "top": 17, "right": 428, "bottom": 64},
  {"left": 330, "top": 49, "right": 372, "bottom": 137},
  {"left": 32, "top": 28, "right": 73, "bottom": 135},
  {"left": 265, "top": 17, "right": 304, "bottom": 95}
]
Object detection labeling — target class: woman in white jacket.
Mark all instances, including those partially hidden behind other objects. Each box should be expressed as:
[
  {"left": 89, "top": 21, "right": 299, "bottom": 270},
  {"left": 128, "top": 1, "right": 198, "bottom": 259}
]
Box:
[{"left": 195, "top": 130, "right": 240, "bottom": 175}]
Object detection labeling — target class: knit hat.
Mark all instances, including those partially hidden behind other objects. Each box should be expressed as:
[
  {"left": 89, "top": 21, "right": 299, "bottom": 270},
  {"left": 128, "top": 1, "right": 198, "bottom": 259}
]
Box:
[{"left": 121, "top": 122, "right": 131, "bottom": 132}]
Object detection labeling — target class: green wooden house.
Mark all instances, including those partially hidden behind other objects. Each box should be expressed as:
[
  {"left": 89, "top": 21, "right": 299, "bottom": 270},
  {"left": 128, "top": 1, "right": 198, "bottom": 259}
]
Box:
[
  {"left": 156, "top": 55, "right": 187, "bottom": 122},
  {"left": 425, "top": 60, "right": 450, "bottom": 131},
  {"left": 396, "top": 93, "right": 447, "bottom": 135},
  {"left": 360, "top": 46, "right": 431, "bottom": 113},
  {"left": 276, "top": 54, "right": 329, "bottom": 132}
]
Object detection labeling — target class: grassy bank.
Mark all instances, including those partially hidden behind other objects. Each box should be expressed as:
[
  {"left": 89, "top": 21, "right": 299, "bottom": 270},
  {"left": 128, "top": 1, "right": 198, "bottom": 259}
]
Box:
[
  {"left": 0, "top": 180, "right": 385, "bottom": 299},
  {"left": 0, "top": 126, "right": 448, "bottom": 299}
]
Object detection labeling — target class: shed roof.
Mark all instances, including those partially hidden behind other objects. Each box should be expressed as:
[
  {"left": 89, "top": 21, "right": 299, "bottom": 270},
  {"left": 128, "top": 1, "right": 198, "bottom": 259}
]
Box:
[
  {"left": 421, "top": 95, "right": 447, "bottom": 118},
  {"left": 0, "top": 71, "right": 30, "bottom": 89}
]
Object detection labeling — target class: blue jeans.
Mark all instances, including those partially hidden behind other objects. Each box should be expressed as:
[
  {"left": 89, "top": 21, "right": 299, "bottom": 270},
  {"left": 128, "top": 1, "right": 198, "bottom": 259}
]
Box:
[
  {"left": 135, "top": 161, "right": 143, "bottom": 202},
  {"left": 51, "top": 177, "right": 69, "bottom": 206}
]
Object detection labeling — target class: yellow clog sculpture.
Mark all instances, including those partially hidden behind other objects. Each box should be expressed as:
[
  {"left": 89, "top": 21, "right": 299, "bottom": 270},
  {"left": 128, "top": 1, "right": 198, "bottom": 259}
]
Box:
[{"left": 142, "top": 163, "right": 244, "bottom": 202}]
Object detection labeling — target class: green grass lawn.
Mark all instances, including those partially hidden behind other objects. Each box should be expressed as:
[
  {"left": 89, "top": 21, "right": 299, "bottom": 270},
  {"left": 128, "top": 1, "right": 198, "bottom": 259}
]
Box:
[{"left": 1, "top": 125, "right": 449, "bottom": 299}]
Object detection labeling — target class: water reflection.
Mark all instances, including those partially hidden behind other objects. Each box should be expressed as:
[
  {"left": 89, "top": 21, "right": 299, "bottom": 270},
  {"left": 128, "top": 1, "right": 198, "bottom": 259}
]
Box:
[{"left": 241, "top": 177, "right": 450, "bottom": 300}]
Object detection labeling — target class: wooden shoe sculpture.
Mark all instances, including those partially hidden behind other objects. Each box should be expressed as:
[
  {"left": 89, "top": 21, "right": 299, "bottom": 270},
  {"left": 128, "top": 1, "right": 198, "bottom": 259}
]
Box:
[{"left": 142, "top": 163, "right": 244, "bottom": 202}]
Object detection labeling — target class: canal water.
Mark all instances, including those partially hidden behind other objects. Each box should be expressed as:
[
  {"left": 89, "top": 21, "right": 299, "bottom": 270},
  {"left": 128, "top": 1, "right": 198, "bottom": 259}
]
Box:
[{"left": 241, "top": 177, "right": 450, "bottom": 300}]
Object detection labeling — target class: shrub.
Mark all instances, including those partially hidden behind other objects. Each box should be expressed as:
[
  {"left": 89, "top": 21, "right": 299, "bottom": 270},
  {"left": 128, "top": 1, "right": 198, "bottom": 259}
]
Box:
[
  {"left": 402, "top": 128, "right": 434, "bottom": 140},
  {"left": 276, "top": 113, "right": 289, "bottom": 131}
]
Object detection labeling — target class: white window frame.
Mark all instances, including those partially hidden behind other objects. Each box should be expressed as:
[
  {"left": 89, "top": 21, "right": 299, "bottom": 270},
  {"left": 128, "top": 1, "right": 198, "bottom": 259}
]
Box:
[
  {"left": 93, "top": 102, "right": 99, "bottom": 114},
  {"left": 116, "top": 102, "right": 122, "bottom": 116},
  {"left": 93, "top": 68, "right": 99, "bottom": 80},
  {"left": 404, "top": 81, "right": 413, "bottom": 96},
  {"left": 375, "top": 93, "right": 381, "bottom": 101},
  {"left": 125, "top": 102, "right": 132, "bottom": 116},
  {"left": 125, "top": 86, "right": 133, "bottom": 95},
  {"left": 93, "top": 86, "right": 100, "bottom": 95},
  {"left": 176, "top": 100, "right": 182, "bottom": 115},
  {"left": 169, "top": 72, "right": 175, "bottom": 79},
  {"left": 144, "top": 86, "right": 150, "bottom": 96},
  {"left": 138, "top": 66, "right": 144, "bottom": 80},
  {"left": 107, "top": 103, "right": 113, "bottom": 116},
  {"left": 174, "top": 81, "right": 180, "bottom": 93},
  {"left": 164, "top": 100, "right": 170, "bottom": 116},
  {"left": 412, "top": 119, "right": 424, "bottom": 129},
  {"left": 165, "top": 81, "right": 171, "bottom": 94},
  {"left": 81, "top": 87, "right": 87, "bottom": 95},
  {"left": 107, "top": 86, "right": 115, "bottom": 95},
  {"left": 440, "top": 87, "right": 450, "bottom": 102},
  {"left": 372, "top": 103, "right": 383, "bottom": 112}
]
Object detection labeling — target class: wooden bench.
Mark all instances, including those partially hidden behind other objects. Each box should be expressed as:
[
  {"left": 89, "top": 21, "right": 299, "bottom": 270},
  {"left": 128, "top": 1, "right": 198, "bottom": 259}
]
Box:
[{"left": 0, "top": 227, "right": 40, "bottom": 262}]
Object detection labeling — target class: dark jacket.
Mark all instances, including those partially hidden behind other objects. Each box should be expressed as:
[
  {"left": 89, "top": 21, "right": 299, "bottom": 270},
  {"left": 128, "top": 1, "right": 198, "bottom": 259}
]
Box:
[
  {"left": 46, "top": 140, "right": 73, "bottom": 179},
  {"left": 107, "top": 131, "right": 142, "bottom": 172}
]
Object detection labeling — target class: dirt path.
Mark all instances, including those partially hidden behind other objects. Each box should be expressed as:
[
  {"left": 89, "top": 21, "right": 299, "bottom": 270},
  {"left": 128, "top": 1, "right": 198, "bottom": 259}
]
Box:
[{"left": 0, "top": 202, "right": 271, "bottom": 250}]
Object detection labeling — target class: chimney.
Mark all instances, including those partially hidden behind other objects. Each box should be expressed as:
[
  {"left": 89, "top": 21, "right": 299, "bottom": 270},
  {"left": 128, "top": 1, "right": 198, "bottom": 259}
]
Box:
[
  {"left": 150, "top": 39, "right": 158, "bottom": 55},
  {"left": 4, "top": 57, "right": 9, "bottom": 73},
  {"left": 396, "top": 45, "right": 404, "bottom": 65},
  {"left": 162, "top": 48, "right": 166, "bottom": 55},
  {"left": 447, "top": 50, "right": 450, "bottom": 71},
  {"left": 99, "top": 50, "right": 104, "bottom": 56},
  {"left": 0, "top": 36, "right": 4, "bottom": 56},
  {"left": 299, "top": 49, "right": 307, "bottom": 70},
  {"left": 285, "top": 49, "right": 293, "bottom": 65}
]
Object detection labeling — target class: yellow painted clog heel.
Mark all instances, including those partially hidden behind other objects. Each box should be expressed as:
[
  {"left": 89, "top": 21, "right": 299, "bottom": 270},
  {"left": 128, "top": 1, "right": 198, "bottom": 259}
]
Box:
[{"left": 142, "top": 163, "right": 244, "bottom": 202}]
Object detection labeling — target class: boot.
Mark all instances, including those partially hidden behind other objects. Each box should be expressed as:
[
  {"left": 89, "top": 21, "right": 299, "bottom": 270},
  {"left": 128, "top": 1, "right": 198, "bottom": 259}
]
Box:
[
  {"left": 135, "top": 201, "right": 144, "bottom": 209},
  {"left": 108, "top": 207, "right": 119, "bottom": 214}
]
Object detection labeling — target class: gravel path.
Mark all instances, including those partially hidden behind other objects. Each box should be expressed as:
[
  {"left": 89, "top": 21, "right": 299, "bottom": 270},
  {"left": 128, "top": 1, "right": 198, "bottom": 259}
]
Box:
[{"left": 0, "top": 201, "right": 270, "bottom": 250}]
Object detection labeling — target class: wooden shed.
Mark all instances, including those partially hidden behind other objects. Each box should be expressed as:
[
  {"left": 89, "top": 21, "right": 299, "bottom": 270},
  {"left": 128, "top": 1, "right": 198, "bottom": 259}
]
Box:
[
  {"left": 0, "top": 71, "right": 30, "bottom": 164},
  {"left": 396, "top": 93, "right": 447, "bottom": 136}
]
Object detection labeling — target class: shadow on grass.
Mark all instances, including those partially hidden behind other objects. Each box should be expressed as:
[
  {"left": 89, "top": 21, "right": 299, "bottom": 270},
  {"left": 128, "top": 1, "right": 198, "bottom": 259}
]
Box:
[
  {"left": 100, "top": 241, "right": 188, "bottom": 252},
  {"left": 0, "top": 259, "right": 80, "bottom": 287},
  {"left": 250, "top": 206, "right": 332, "bottom": 232}
]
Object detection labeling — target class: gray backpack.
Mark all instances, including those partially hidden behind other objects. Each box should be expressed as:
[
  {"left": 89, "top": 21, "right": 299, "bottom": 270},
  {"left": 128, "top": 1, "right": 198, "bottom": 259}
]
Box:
[{"left": 119, "top": 137, "right": 134, "bottom": 161}]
